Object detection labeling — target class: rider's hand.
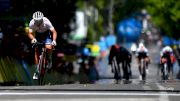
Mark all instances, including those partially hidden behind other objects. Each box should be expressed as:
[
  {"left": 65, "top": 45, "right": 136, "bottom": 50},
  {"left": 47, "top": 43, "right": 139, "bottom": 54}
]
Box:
[
  {"left": 52, "top": 40, "right": 57, "bottom": 46},
  {"left": 31, "top": 39, "right": 37, "bottom": 44}
]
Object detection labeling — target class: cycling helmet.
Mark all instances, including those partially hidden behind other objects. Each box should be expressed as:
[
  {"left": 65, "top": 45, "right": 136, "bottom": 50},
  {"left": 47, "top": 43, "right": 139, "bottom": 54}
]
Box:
[
  {"left": 139, "top": 42, "right": 144, "bottom": 48},
  {"left": 164, "top": 46, "right": 172, "bottom": 52},
  {"left": 33, "top": 11, "right": 44, "bottom": 21}
]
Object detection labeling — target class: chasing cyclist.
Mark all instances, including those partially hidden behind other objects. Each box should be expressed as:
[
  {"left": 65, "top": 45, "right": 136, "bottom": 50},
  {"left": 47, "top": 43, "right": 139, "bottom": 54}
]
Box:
[
  {"left": 27, "top": 11, "right": 57, "bottom": 79},
  {"left": 135, "top": 42, "right": 150, "bottom": 80},
  {"left": 160, "top": 45, "right": 175, "bottom": 79}
]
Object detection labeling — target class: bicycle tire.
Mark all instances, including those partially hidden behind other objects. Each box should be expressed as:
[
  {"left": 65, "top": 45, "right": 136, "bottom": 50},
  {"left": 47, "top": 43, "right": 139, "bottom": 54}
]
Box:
[
  {"left": 162, "top": 63, "right": 168, "bottom": 80},
  {"left": 140, "top": 59, "right": 146, "bottom": 81},
  {"left": 38, "top": 51, "right": 47, "bottom": 85}
]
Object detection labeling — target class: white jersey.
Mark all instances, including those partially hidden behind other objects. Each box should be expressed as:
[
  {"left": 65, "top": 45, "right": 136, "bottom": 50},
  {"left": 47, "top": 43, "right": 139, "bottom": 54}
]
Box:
[
  {"left": 136, "top": 47, "right": 149, "bottom": 56},
  {"left": 29, "top": 17, "right": 54, "bottom": 33}
]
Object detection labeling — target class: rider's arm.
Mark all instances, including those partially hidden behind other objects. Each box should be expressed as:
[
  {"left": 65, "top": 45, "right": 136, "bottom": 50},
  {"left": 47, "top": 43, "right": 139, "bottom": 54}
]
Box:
[
  {"left": 28, "top": 28, "right": 35, "bottom": 40},
  {"left": 28, "top": 20, "right": 36, "bottom": 41},
  {"left": 50, "top": 27, "right": 57, "bottom": 41},
  {"left": 43, "top": 17, "right": 57, "bottom": 42}
]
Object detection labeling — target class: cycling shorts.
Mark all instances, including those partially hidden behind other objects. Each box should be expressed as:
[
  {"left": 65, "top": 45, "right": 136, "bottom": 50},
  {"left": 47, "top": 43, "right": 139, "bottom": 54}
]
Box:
[{"left": 35, "top": 30, "right": 52, "bottom": 45}]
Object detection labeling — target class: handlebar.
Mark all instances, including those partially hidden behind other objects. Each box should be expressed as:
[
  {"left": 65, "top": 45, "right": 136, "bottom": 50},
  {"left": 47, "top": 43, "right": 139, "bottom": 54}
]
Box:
[
  {"left": 32, "top": 42, "right": 55, "bottom": 50},
  {"left": 32, "top": 42, "right": 45, "bottom": 49}
]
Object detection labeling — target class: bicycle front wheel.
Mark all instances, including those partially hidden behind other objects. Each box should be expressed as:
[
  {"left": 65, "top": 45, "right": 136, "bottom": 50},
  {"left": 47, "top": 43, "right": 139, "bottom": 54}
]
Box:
[{"left": 38, "top": 53, "right": 47, "bottom": 85}]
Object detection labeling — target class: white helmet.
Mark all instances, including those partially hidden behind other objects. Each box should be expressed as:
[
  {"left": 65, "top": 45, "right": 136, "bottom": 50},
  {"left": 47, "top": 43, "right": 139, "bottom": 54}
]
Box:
[
  {"left": 139, "top": 42, "right": 144, "bottom": 48},
  {"left": 164, "top": 46, "right": 172, "bottom": 52},
  {"left": 33, "top": 11, "right": 44, "bottom": 21}
]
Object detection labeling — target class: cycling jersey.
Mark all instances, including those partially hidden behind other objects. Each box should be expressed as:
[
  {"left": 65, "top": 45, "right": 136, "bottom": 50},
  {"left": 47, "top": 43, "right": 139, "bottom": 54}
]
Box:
[
  {"left": 29, "top": 17, "right": 54, "bottom": 33},
  {"left": 160, "top": 46, "right": 174, "bottom": 64},
  {"left": 160, "top": 46, "right": 173, "bottom": 57},
  {"left": 136, "top": 47, "right": 149, "bottom": 59},
  {"left": 29, "top": 17, "right": 54, "bottom": 44}
]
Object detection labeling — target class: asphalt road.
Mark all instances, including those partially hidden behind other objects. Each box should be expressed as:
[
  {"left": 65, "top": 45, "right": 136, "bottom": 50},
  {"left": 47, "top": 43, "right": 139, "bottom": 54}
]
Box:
[{"left": 0, "top": 83, "right": 180, "bottom": 101}]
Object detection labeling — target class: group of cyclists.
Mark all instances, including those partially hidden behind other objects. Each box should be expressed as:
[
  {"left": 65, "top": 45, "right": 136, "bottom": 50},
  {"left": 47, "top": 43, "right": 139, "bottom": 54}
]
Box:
[{"left": 108, "top": 41, "right": 177, "bottom": 82}]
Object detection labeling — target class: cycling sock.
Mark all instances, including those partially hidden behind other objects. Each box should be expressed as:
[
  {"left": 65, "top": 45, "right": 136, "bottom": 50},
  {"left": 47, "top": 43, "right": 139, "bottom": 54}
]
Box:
[{"left": 35, "top": 64, "right": 39, "bottom": 73}]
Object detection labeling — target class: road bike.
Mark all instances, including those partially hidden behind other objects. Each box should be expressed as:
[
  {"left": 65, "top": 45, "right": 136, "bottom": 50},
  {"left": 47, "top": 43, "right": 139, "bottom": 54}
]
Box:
[
  {"left": 161, "top": 58, "right": 169, "bottom": 80},
  {"left": 32, "top": 42, "right": 49, "bottom": 85}
]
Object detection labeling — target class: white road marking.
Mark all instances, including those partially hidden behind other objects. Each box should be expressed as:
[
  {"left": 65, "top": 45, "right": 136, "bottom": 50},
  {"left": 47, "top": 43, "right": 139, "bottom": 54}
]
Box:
[
  {"left": 156, "top": 83, "right": 170, "bottom": 101},
  {"left": 0, "top": 92, "right": 179, "bottom": 96},
  {"left": 143, "top": 85, "right": 152, "bottom": 90},
  {"left": 0, "top": 98, "right": 160, "bottom": 101}
]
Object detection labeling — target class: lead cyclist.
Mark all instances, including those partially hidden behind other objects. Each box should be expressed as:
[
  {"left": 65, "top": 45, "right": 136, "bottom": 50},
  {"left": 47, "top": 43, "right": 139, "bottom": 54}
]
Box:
[{"left": 27, "top": 11, "right": 57, "bottom": 79}]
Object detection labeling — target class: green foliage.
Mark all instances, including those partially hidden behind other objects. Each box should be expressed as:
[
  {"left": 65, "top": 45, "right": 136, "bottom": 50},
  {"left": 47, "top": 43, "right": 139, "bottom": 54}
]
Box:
[
  {"left": 145, "top": 0, "right": 180, "bottom": 39},
  {"left": 87, "top": 25, "right": 96, "bottom": 44},
  {"left": 76, "top": 0, "right": 108, "bottom": 42},
  {"left": 77, "top": 0, "right": 180, "bottom": 40}
]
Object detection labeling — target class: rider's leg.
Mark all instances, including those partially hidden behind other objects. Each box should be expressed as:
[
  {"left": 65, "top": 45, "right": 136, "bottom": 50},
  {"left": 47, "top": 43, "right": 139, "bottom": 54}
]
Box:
[
  {"left": 138, "top": 62, "right": 142, "bottom": 80},
  {"left": 121, "top": 61, "right": 125, "bottom": 78},
  {"left": 168, "top": 62, "right": 173, "bottom": 78},
  {"left": 45, "top": 44, "right": 53, "bottom": 69},
  {"left": 33, "top": 48, "right": 39, "bottom": 79},
  {"left": 122, "top": 60, "right": 129, "bottom": 80},
  {"left": 145, "top": 57, "right": 149, "bottom": 74},
  {"left": 34, "top": 48, "right": 39, "bottom": 71},
  {"left": 45, "top": 37, "right": 54, "bottom": 69},
  {"left": 125, "top": 61, "right": 131, "bottom": 78}
]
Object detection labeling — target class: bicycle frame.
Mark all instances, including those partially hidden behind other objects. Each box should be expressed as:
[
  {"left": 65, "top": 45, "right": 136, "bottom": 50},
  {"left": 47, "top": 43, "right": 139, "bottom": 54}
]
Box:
[{"left": 32, "top": 42, "right": 47, "bottom": 85}]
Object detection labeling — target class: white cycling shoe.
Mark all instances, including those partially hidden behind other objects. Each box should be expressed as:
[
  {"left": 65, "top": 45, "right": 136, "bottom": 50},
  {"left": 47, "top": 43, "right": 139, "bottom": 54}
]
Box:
[
  {"left": 146, "top": 69, "right": 149, "bottom": 74},
  {"left": 33, "top": 72, "right": 39, "bottom": 80},
  {"left": 139, "top": 75, "right": 142, "bottom": 80}
]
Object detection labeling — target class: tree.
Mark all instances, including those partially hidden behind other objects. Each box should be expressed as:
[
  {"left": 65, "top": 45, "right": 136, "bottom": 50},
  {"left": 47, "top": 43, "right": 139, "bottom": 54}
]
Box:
[{"left": 145, "top": 0, "right": 180, "bottom": 39}]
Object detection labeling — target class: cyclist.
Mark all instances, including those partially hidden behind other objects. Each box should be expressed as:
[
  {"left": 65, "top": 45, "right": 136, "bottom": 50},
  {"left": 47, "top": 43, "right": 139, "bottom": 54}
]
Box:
[
  {"left": 135, "top": 42, "right": 150, "bottom": 80},
  {"left": 27, "top": 11, "right": 57, "bottom": 79},
  {"left": 108, "top": 44, "right": 121, "bottom": 81},
  {"left": 109, "top": 44, "right": 132, "bottom": 81},
  {"left": 119, "top": 45, "right": 132, "bottom": 80},
  {"left": 160, "top": 46, "right": 175, "bottom": 78}
]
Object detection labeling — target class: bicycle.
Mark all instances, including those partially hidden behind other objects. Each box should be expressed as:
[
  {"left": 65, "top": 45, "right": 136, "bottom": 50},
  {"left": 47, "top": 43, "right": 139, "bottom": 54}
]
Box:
[
  {"left": 32, "top": 42, "right": 49, "bottom": 85},
  {"left": 161, "top": 58, "right": 169, "bottom": 80}
]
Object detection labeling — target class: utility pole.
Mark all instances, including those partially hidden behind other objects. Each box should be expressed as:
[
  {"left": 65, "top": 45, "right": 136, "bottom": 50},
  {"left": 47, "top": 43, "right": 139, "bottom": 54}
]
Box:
[{"left": 109, "top": 0, "right": 114, "bottom": 34}]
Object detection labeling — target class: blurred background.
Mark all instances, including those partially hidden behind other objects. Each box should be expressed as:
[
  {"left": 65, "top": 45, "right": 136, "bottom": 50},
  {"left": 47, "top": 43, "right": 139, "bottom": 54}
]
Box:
[{"left": 0, "top": 0, "right": 179, "bottom": 85}]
